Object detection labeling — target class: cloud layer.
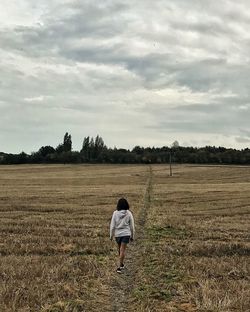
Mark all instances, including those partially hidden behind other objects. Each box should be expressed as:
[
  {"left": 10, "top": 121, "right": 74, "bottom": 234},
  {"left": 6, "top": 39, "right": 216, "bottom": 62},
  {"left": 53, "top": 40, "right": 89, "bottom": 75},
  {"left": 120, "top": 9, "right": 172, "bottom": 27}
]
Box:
[{"left": 1, "top": 0, "right": 250, "bottom": 152}]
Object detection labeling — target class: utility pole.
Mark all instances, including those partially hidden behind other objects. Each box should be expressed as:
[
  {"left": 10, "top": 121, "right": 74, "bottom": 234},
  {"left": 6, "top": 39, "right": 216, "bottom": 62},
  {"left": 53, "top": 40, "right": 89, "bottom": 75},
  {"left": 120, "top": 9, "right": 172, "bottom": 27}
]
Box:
[{"left": 169, "top": 149, "right": 173, "bottom": 176}]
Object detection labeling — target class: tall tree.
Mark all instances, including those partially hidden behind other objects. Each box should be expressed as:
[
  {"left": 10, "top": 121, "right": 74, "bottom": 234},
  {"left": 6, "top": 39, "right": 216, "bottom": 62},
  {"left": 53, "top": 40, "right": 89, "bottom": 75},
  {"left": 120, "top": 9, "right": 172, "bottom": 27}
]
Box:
[
  {"left": 94, "top": 135, "right": 105, "bottom": 159},
  {"left": 63, "top": 132, "right": 72, "bottom": 152},
  {"left": 81, "top": 136, "right": 90, "bottom": 161},
  {"left": 89, "top": 137, "right": 95, "bottom": 160}
]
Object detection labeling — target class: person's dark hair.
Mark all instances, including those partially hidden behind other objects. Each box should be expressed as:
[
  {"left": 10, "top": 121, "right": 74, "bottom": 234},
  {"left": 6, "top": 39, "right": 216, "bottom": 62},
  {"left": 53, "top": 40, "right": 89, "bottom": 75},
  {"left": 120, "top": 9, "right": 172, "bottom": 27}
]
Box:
[{"left": 116, "top": 198, "right": 130, "bottom": 211}]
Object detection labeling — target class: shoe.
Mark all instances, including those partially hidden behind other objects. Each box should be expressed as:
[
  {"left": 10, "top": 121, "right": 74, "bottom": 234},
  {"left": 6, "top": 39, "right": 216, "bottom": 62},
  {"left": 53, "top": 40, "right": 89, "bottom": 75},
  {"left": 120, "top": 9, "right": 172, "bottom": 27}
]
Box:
[
  {"left": 120, "top": 264, "right": 125, "bottom": 270},
  {"left": 116, "top": 267, "right": 122, "bottom": 273}
]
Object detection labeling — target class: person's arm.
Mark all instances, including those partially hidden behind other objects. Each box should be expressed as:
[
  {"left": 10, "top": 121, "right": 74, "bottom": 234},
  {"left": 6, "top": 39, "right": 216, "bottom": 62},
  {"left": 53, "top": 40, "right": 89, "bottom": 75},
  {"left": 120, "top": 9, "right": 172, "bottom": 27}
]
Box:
[
  {"left": 110, "top": 212, "right": 116, "bottom": 240},
  {"left": 129, "top": 212, "right": 135, "bottom": 240}
]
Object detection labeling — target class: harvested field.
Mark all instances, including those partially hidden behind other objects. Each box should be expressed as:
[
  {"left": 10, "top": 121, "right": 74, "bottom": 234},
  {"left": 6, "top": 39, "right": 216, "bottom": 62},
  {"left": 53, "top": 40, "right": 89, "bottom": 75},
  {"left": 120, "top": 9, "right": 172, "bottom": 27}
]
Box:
[
  {"left": 0, "top": 164, "right": 249, "bottom": 311},
  {"left": 133, "top": 165, "right": 250, "bottom": 312}
]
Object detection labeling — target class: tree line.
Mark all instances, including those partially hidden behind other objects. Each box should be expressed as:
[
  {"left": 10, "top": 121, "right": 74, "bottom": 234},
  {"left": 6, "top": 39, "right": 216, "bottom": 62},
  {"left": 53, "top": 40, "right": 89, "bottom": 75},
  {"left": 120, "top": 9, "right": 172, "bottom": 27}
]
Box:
[{"left": 1, "top": 132, "right": 250, "bottom": 165}]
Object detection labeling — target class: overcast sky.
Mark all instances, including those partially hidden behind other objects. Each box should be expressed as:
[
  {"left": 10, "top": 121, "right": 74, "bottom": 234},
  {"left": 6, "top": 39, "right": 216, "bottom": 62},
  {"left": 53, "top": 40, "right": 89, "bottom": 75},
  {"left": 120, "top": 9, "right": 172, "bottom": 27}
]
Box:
[{"left": 1, "top": 0, "right": 250, "bottom": 153}]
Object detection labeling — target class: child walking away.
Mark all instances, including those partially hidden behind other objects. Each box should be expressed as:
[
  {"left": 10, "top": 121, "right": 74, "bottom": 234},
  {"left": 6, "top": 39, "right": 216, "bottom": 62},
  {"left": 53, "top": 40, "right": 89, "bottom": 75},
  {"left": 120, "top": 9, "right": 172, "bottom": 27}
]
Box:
[{"left": 110, "top": 198, "right": 135, "bottom": 273}]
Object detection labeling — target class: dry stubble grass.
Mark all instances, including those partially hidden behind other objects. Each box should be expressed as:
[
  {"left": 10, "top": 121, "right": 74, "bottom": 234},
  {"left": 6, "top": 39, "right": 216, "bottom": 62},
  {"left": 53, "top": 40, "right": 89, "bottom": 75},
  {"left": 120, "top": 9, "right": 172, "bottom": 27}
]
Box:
[
  {"left": 0, "top": 164, "right": 148, "bottom": 311},
  {"left": 1, "top": 164, "right": 249, "bottom": 312},
  {"left": 130, "top": 165, "right": 250, "bottom": 312}
]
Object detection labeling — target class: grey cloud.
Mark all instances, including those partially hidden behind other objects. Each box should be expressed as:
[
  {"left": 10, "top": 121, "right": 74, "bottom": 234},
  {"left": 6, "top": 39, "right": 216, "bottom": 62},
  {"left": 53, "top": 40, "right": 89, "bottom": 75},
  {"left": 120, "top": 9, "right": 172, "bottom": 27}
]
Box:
[
  {"left": 171, "top": 18, "right": 231, "bottom": 38},
  {"left": 0, "top": 1, "right": 129, "bottom": 56},
  {"left": 171, "top": 60, "right": 250, "bottom": 93},
  {"left": 1, "top": 0, "right": 250, "bottom": 94},
  {"left": 149, "top": 119, "right": 238, "bottom": 137},
  {"left": 145, "top": 100, "right": 250, "bottom": 139},
  {"left": 235, "top": 137, "right": 250, "bottom": 143},
  {"left": 169, "top": 100, "right": 250, "bottom": 114},
  {"left": 1, "top": 0, "right": 250, "bottom": 152},
  {"left": 239, "top": 129, "right": 250, "bottom": 137}
]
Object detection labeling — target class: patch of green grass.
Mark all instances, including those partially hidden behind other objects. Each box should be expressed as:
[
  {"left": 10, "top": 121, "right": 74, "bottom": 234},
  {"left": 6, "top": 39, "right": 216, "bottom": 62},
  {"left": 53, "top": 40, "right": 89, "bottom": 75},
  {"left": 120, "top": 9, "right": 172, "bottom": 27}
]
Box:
[
  {"left": 133, "top": 285, "right": 172, "bottom": 302},
  {"left": 133, "top": 243, "right": 183, "bottom": 305},
  {"left": 160, "top": 270, "right": 182, "bottom": 284},
  {"left": 132, "top": 285, "right": 151, "bottom": 300},
  {"left": 151, "top": 289, "right": 172, "bottom": 302},
  {"left": 42, "top": 299, "right": 86, "bottom": 312},
  {"left": 131, "top": 220, "right": 187, "bottom": 308},
  {"left": 147, "top": 225, "right": 189, "bottom": 240}
]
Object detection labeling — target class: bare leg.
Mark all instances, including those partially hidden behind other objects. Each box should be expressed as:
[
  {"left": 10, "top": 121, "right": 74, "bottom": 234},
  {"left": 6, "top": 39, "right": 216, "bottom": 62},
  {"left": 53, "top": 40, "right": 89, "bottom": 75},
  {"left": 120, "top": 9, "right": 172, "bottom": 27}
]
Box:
[
  {"left": 119, "top": 243, "right": 127, "bottom": 267},
  {"left": 117, "top": 243, "right": 121, "bottom": 255}
]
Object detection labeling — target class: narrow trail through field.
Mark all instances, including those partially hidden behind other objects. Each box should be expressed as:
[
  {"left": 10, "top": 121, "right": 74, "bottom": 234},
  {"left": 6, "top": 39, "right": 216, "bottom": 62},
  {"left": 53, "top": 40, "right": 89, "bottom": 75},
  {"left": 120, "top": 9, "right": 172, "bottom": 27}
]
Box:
[{"left": 111, "top": 166, "right": 153, "bottom": 312}]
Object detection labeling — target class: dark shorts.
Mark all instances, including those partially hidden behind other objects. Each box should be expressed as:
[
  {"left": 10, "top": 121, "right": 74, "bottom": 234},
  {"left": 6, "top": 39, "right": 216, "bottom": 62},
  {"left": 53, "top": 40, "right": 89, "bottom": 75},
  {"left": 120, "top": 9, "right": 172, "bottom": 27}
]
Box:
[{"left": 115, "top": 236, "right": 130, "bottom": 244}]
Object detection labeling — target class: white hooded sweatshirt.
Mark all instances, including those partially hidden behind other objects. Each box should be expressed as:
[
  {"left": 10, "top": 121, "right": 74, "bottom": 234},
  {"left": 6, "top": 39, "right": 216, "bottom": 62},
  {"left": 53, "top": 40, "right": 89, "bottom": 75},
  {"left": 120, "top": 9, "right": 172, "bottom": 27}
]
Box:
[{"left": 110, "top": 210, "right": 135, "bottom": 239}]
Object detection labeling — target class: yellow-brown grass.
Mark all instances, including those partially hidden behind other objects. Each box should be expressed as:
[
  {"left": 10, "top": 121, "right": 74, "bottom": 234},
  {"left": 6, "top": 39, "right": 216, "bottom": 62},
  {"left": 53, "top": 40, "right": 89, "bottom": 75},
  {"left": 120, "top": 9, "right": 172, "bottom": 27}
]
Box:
[
  {"left": 0, "top": 164, "right": 147, "bottom": 311},
  {"left": 0, "top": 164, "right": 249, "bottom": 311},
  {"left": 130, "top": 165, "right": 250, "bottom": 312}
]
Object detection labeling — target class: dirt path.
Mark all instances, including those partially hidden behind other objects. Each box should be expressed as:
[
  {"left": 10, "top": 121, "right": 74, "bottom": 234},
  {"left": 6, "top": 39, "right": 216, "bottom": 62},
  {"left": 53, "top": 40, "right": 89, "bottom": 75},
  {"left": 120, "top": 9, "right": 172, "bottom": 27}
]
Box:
[{"left": 111, "top": 166, "right": 153, "bottom": 312}]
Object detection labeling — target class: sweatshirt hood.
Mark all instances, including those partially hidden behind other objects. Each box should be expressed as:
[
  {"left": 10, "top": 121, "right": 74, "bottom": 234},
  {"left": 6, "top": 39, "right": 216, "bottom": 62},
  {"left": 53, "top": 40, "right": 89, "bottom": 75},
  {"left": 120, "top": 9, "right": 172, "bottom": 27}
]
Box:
[{"left": 116, "top": 210, "right": 128, "bottom": 219}]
